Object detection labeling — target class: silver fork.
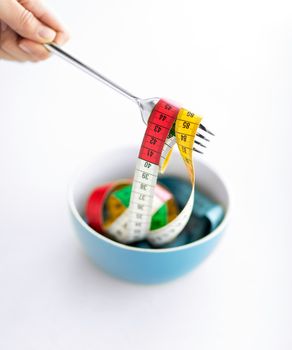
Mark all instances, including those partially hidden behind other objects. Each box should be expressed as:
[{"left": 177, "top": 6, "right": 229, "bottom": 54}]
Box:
[{"left": 44, "top": 43, "right": 214, "bottom": 153}]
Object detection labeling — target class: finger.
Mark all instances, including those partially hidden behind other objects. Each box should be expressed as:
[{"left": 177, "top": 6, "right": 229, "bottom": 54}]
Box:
[
  {"left": 0, "top": 24, "right": 32, "bottom": 61},
  {"left": 0, "top": 21, "right": 15, "bottom": 60},
  {"left": 18, "top": 38, "right": 50, "bottom": 61},
  {"left": 19, "top": 0, "right": 70, "bottom": 45},
  {"left": 0, "top": 0, "right": 56, "bottom": 43},
  {"left": 0, "top": 48, "right": 15, "bottom": 60}
]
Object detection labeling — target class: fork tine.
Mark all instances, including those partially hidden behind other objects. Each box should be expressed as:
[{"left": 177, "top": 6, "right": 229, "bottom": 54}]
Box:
[
  {"left": 193, "top": 125, "right": 213, "bottom": 154},
  {"left": 193, "top": 148, "right": 204, "bottom": 154},
  {"left": 194, "top": 140, "right": 207, "bottom": 148},
  {"left": 196, "top": 132, "right": 210, "bottom": 142},
  {"left": 199, "top": 124, "right": 215, "bottom": 136}
]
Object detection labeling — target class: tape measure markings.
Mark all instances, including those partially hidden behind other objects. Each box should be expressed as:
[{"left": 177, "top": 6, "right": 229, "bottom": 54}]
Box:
[
  {"left": 106, "top": 100, "right": 179, "bottom": 242},
  {"left": 127, "top": 100, "right": 179, "bottom": 241},
  {"left": 147, "top": 108, "right": 201, "bottom": 245},
  {"left": 90, "top": 100, "right": 202, "bottom": 246}
]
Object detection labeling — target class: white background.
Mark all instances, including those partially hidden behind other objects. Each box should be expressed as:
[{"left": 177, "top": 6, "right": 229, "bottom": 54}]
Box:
[{"left": 0, "top": 0, "right": 292, "bottom": 349}]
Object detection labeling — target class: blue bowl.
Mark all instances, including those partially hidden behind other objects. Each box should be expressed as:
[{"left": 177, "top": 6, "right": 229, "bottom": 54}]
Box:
[{"left": 69, "top": 146, "right": 230, "bottom": 284}]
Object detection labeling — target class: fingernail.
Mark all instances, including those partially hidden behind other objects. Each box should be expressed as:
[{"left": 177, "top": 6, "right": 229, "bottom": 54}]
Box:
[
  {"left": 1, "top": 21, "right": 7, "bottom": 32},
  {"left": 38, "top": 26, "right": 56, "bottom": 41},
  {"left": 19, "top": 43, "right": 31, "bottom": 54}
]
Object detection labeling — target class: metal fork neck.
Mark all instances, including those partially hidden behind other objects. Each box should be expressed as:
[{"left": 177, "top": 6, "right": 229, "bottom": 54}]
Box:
[{"left": 44, "top": 43, "right": 139, "bottom": 103}]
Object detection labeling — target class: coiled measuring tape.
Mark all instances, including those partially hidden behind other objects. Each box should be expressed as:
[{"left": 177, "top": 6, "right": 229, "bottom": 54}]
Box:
[
  {"left": 88, "top": 99, "right": 202, "bottom": 247},
  {"left": 86, "top": 180, "right": 178, "bottom": 237},
  {"left": 105, "top": 183, "right": 178, "bottom": 230}
]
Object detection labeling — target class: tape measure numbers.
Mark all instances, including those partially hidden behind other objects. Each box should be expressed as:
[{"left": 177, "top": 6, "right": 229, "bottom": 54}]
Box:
[{"left": 100, "top": 100, "right": 202, "bottom": 246}]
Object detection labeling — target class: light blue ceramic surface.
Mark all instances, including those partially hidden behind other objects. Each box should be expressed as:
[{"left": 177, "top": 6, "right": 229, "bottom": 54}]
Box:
[{"left": 69, "top": 146, "right": 230, "bottom": 284}]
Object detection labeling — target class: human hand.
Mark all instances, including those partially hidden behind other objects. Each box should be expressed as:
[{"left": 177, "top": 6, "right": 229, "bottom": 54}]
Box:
[{"left": 0, "top": 0, "right": 69, "bottom": 62}]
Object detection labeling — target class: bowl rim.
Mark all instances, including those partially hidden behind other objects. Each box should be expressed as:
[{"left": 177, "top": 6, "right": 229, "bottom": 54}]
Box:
[{"left": 68, "top": 155, "right": 231, "bottom": 253}]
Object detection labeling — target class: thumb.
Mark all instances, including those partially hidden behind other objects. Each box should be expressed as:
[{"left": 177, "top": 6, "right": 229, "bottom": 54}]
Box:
[{"left": 0, "top": 0, "right": 56, "bottom": 43}]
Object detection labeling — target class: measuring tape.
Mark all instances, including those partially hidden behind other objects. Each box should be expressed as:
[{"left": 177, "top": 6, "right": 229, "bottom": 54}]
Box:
[
  {"left": 86, "top": 99, "right": 202, "bottom": 247},
  {"left": 86, "top": 180, "right": 178, "bottom": 237},
  {"left": 105, "top": 183, "right": 178, "bottom": 230}
]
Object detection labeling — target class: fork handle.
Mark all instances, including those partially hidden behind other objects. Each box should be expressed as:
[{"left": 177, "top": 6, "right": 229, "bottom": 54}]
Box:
[{"left": 44, "top": 43, "right": 138, "bottom": 103}]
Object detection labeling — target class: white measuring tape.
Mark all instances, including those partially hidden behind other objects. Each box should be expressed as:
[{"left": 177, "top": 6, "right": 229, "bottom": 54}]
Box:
[{"left": 103, "top": 99, "right": 202, "bottom": 246}]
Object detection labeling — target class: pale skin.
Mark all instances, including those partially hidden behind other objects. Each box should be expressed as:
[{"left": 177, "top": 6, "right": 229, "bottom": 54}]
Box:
[{"left": 0, "top": 0, "right": 69, "bottom": 62}]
